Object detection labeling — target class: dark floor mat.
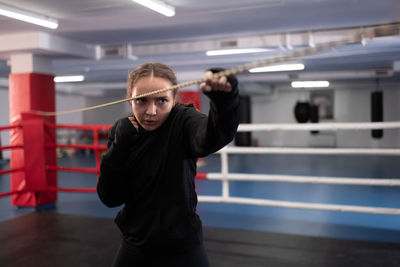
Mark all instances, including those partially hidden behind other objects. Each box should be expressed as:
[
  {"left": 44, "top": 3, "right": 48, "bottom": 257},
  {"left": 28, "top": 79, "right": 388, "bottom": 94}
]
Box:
[{"left": 0, "top": 212, "right": 399, "bottom": 267}]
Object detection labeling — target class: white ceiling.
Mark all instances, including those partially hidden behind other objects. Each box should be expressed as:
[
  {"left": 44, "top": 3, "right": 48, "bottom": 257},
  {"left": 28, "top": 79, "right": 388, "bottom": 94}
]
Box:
[{"left": 0, "top": 0, "right": 399, "bottom": 95}]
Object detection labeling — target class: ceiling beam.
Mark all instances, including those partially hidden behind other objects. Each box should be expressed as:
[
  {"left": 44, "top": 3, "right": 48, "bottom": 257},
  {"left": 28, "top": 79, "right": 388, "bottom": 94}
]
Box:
[{"left": 0, "top": 32, "right": 97, "bottom": 60}]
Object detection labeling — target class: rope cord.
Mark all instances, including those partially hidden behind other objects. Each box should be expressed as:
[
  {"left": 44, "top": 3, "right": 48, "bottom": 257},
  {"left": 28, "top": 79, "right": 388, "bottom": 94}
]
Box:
[{"left": 31, "top": 23, "right": 399, "bottom": 116}]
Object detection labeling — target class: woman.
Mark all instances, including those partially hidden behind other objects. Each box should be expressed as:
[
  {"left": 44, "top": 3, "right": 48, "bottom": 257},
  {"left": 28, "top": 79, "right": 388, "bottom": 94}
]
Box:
[{"left": 97, "top": 62, "right": 239, "bottom": 266}]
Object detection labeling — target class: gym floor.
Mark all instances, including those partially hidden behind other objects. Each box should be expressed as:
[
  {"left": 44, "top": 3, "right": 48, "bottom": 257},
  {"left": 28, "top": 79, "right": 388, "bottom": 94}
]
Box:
[{"left": 1, "top": 153, "right": 400, "bottom": 266}]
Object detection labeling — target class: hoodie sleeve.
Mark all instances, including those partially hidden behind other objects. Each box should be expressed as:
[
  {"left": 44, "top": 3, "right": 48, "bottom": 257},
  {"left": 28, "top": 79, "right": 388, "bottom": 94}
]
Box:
[
  {"left": 183, "top": 70, "right": 240, "bottom": 158},
  {"left": 97, "top": 118, "right": 132, "bottom": 207}
]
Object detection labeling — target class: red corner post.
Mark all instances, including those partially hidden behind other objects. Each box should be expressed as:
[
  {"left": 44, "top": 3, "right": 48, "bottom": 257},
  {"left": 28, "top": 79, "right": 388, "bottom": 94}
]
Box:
[{"left": 9, "top": 73, "right": 57, "bottom": 207}]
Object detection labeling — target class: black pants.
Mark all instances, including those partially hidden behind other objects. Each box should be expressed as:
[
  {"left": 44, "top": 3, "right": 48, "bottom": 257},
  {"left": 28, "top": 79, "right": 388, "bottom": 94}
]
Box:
[{"left": 112, "top": 239, "right": 210, "bottom": 267}]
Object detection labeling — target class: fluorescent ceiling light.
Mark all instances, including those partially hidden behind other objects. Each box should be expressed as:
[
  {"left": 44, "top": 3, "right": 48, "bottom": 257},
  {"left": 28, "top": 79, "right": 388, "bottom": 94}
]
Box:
[
  {"left": 132, "top": 0, "right": 175, "bottom": 17},
  {"left": 291, "top": 81, "right": 330, "bottom": 88},
  {"left": 54, "top": 75, "right": 85, "bottom": 83},
  {"left": 249, "top": 63, "right": 305, "bottom": 73},
  {"left": 206, "top": 48, "right": 273, "bottom": 56},
  {"left": 0, "top": 4, "right": 58, "bottom": 29}
]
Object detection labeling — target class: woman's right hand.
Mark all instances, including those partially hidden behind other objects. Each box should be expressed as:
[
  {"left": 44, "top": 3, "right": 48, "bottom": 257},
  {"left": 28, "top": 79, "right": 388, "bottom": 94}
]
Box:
[{"left": 128, "top": 116, "right": 139, "bottom": 131}]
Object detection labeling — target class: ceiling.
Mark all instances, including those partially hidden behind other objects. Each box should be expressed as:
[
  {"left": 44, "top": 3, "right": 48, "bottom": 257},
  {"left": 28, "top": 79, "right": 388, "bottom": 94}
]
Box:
[{"left": 0, "top": 0, "right": 400, "bottom": 95}]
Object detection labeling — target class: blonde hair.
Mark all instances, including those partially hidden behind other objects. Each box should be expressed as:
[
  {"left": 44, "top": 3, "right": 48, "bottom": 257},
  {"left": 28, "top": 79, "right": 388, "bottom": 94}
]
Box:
[{"left": 126, "top": 62, "right": 178, "bottom": 99}]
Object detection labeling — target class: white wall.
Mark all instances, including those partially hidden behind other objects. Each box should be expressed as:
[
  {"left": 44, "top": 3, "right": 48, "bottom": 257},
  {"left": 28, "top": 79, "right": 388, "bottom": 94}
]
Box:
[
  {"left": 334, "top": 82, "right": 400, "bottom": 148},
  {"left": 56, "top": 94, "right": 85, "bottom": 125},
  {"left": 248, "top": 80, "right": 400, "bottom": 148},
  {"left": 0, "top": 89, "right": 10, "bottom": 159},
  {"left": 83, "top": 95, "right": 131, "bottom": 125},
  {"left": 249, "top": 86, "right": 329, "bottom": 147}
]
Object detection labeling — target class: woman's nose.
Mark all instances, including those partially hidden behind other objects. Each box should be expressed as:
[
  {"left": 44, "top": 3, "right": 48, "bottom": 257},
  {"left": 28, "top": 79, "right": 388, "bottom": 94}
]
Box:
[{"left": 145, "top": 102, "right": 157, "bottom": 115}]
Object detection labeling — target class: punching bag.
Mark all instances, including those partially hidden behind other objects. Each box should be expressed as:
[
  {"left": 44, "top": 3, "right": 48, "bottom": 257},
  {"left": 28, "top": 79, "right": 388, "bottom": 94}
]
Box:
[
  {"left": 235, "top": 95, "right": 252, "bottom": 146},
  {"left": 371, "top": 91, "right": 383, "bottom": 138},
  {"left": 310, "top": 104, "right": 319, "bottom": 135},
  {"left": 294, "top": 101, "right": 311, "bottom": 123}
]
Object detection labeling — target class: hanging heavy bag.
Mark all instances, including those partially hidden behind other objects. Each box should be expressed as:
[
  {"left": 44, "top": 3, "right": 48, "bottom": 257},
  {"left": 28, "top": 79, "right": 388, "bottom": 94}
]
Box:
[
  {"left": 371, "top": 91, "right": 383, "bottom": 139},
  {"left": 294, "top": 101, "right": 311, "bottom": 123},
  {"left": 309, "top": 104, "right": 319, "bottom": 134},
  {"left": 235, "top": 95, "right": 252, "bottom": 146}
]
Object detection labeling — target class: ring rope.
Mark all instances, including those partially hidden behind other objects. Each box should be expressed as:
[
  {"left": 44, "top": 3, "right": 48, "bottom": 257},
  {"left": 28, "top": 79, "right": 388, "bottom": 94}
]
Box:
[
  {"left": 220, "top": 147, "right": 400, "bottom": 155},
  {"left": 206, "top": 173, "right": 400, "bottom": 186},
  {"left": 238, "top": 121, "right": 400, "bottom": 131},
  {"left": 198, "top": 196, "right": 400, "bottom": 215},
  {"left": 30, "top": 22, "right": 400, "bottom": 117}
]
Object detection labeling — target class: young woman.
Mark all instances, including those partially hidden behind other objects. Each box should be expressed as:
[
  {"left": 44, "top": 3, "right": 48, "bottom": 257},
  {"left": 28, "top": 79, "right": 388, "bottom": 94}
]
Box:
[{"left": 97, "top": 62, "right": 239, "bottom": 267}]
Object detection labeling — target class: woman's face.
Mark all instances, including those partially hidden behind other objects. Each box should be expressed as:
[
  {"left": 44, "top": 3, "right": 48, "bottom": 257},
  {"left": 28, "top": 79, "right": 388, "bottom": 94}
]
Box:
[{"left": 131, "top": 76, "right": 175, "bottom": 131}]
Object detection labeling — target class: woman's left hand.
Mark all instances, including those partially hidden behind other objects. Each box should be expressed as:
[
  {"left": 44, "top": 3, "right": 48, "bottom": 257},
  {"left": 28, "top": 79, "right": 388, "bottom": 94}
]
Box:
[{"left": 200, "top": 71, "right": 232, "bottom": 93}]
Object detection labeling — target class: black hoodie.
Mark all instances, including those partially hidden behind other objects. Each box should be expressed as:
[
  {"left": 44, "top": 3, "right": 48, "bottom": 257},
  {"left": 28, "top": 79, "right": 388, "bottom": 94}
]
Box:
[{"left": 97, "top": 73, "right": 239, "bottom": 250}]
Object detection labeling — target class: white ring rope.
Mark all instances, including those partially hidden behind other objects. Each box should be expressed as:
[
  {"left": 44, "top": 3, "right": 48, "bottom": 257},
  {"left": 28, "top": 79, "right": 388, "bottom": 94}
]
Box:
[
  {"left": 238, "top": 121, "right": 400, "bottom": 132},
  {"left": 220, "top": 147, "right": 400, "bottom": 155},
  {"left": 206, "top": 173, "right": 400, "bottom": 186},
  {"left": 198, "top": 196, "right": 400, "bottom": 215}
]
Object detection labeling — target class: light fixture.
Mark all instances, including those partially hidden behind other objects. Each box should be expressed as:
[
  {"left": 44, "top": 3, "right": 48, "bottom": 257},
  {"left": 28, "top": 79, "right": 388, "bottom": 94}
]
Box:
[
  {"left": 54, "top": 75, "right": 85, "bottom": 83},
  {"left": 206, "top": 48, "right": 273, "bottom": 56},
  {"left": 0, "top": 4, "right": 58, "bottom": 29},
  {"left": 291, "top": 81, "right": 330, "bottom": 88},
  {"left": 132, "top": 0, "right": 175, "bottom": 17},
  {"left": 249, "top": 63, "right": 305, "bottom": 73}
]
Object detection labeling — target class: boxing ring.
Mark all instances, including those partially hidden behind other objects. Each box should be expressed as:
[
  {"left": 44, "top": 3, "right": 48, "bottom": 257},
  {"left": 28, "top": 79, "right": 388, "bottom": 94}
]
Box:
[{"left": 1, "top": 119, "right": 400, "bottom": 216}]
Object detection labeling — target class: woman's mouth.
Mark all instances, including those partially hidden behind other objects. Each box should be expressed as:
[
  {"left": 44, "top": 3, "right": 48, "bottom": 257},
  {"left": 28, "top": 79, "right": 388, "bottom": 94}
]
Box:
[{"left": 144, "top": 120, "right": 157, "bottom": 126}]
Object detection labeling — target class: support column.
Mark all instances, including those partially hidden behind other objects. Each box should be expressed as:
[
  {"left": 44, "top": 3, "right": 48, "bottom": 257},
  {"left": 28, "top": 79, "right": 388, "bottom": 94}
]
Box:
[
  {"left": 179, "top": 91, "right": 201, "bottom": 110},
  {"left": 9, "top": 53, "right": 57, "bottom": 207}
]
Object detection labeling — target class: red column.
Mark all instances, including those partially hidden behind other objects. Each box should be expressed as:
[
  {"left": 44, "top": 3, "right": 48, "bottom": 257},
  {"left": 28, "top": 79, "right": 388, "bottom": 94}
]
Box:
[
  {"left": 9, "top": 73, "right": 57, "bottom": 207},
  {"left": 179, "top": 91, "right": 201, "bottom": 110}
]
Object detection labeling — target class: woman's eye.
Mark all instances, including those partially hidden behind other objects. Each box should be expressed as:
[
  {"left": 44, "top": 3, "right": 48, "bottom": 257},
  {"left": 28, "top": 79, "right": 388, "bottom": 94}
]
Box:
[
  {"left": 135, "top": 98, "right": 146, "bottom": 104},
  {"left": 159, "top": 98, "right": 167, "bottom": 103}
]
